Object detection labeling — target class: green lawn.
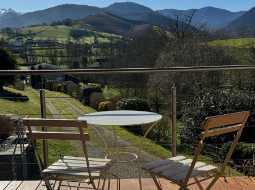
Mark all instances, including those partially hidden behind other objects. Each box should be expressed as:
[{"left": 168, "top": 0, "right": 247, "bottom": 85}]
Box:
[{"left": 0, "top": 87, "right": 41, "bottom": 117}]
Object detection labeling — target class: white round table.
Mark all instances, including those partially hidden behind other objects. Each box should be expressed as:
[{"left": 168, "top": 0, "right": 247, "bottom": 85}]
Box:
[
  {"left": 78, "top": 110, "right": 162, "bottom": 126},
  {"left": 78, "top": 110, "right": 162, "bottom": 190}
]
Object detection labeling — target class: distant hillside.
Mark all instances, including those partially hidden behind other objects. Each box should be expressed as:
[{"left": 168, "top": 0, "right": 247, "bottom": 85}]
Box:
[
  {"left": 77, "top": 13, "right": 142, "bottom": 35},
  {"left": 0, "top": 4, "right": 102, "bottom": 28},
  {"left": 0, "top": 2, "right": 177, "bottom": 30},
  {"left": 224, "top": 7, "right": 255, "bottom": 37},
  {"left": 158, "top": 7, "right": 245, "bottom": 30}
]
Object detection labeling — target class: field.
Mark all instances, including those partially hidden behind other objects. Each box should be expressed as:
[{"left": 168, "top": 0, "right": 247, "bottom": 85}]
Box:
[
  {"left": 210, "top": 38, "right": 255, "bottom": 48},
  {"left": 210, "top": 38, "right": 255, "bottom": 65},
  {"left": 8, "top": 25, "right": 122, "bottom": 44}
]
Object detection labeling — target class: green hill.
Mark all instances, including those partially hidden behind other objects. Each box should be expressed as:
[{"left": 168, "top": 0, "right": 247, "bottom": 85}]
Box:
[
  {"left": 223, "top": 7, "right": 255, "bottom": 37},
  {"left": 210, "top": 38, "right": 255, "bottom": 48},
  {"left": 19, "top": 25, "right": 121, "bottom": 44},
  {"left": 210, "top": 38, "right": 255, "bottom": 64}
]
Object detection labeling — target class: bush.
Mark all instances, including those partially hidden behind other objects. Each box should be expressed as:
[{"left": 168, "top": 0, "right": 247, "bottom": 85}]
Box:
[
  {"left": 0, "top": 114, "right": 19, "bottom": 139},
  {"left": 220, "top": 142, "right": 255, "bottom": 174},
  {"left": 0, "top": 48, "right": 17, "bottom": 91},
  {"left": 98, "top": 101, "right": 114, "bottom": 111},
  {"left": 180, "top": 89, "right": 255, "bottom": 145},
  {"left": 82, "top": 84, "right": 102, "bottom": 105},
  {"left": 0, "top": 89, "right": 29, "bottom": 102},
  {"left": 14, "top": 80, "right": 25, "bottom": 91},
  {"left": 221, "top": 142, "right": 254, "bottom": 161},
  {"left": 116, "top": 98, "right": 151, "bottom": 135},
  {"left": 70, "top": 29, "right": 89, "bottom": 40},
  {"left": 63, "top": 81, "right": 79, "bottom": 97},
  {"left": 89, "top": 92, "right": 104, "bottom": 109},
  {"left": 116, "top": 98, "right": 151, "bottom": 111}
]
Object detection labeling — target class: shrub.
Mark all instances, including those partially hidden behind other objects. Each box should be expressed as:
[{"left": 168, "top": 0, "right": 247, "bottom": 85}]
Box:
[
  {"left": 116, "top": 98, "right": 151, "bottom": 135},
  {"left": 220, "top": 142, "right": 255, "bottom": 175},
  {"left": 14, "top": 80, "right": 25, "bottom": 91},
  {"left": 116, "top": 98, "right": 151, "bottom": 111},
  {"left": 89, "top": 92, "right": 104, "bottom": 109},
  {"left": 82, "top": 84, "right": 102, "bottom": 105},
  {"left": 180, "top": 89, "right": 255, "bottom": 145},
  {"left": 70, "top": 29, "right": 89, "bottom": 40},
  {"left": 0, "top": 48, "right": 17, "bottom": 91},
  {"left": 63, "top": 81, "right": 79, "bottom": 97},
  {"left": 221, "top": 142, "right": 254, "bottom": 161},
  {"left": 98, "top": 101, "right": 114, "bottom": 111},
  {"left": 0, "top": 114, "right": 19, "bottom": 139},
  {"left": 0, "top": 89, "right": 29, "bottom": 102}
]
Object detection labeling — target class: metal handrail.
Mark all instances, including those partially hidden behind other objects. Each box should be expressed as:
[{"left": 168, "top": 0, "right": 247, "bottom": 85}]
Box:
[{"left": 1, "top": 65, "right": 255, "bottom": 76}]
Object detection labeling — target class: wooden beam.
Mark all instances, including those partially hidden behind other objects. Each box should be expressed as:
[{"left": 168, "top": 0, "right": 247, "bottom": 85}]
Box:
[
  {"left": 23, "top": 118, "right": 87, "bottom": 128},
  {"left": 40, "top": 89, "right": 48, "bottom": 167},
  {"left": 28, "top": 131, "right": 90, "bottom": 141},
  {"left": 171, "top": 84, "right": 177, "bottom": 157}
]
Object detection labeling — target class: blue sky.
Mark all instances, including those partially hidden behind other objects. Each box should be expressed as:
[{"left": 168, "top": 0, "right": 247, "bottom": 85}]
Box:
[{"left": 1, "top": 0, "right": 255, "bottom": 12}]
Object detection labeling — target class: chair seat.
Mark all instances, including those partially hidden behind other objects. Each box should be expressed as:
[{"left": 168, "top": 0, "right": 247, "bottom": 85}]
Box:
[
  {"left": 142, "top": 156, "right": 218, "bottom": 184},
  {"left": 42, "top": 156, "right": 112, "bottom": 177}
]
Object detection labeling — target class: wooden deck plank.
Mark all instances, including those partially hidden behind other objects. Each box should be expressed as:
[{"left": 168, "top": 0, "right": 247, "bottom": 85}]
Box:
[
  {"left": 4, "top": 181, "right": 23, "bottom": 190},
  {"left": 0, "top": 181, "right": 11, "bottom": 190},
  {"left": 16, "top": 181, "right": 41, "bottom": 190},
  {"left": 2, "top": 177, "right": 255, "bottom": 190},
  {"left": 36, "top": 181, "right": 60, "bottom": 190}
]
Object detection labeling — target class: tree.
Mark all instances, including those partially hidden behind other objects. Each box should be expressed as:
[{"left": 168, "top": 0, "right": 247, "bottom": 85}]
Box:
[{"left": 0, "top": 48, "right": 17, "bottom": 91}]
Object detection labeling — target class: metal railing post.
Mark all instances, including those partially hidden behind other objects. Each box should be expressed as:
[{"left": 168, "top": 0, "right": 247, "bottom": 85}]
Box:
[
  {"left": 40, "top": 89, "right": 48, "bottom": 167},
  {"left": 171, "top": 84, "right": 177, "bottom": 157}
]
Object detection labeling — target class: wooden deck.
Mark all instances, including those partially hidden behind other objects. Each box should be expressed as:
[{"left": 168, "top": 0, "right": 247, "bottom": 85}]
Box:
[{"left": 1, "top": 177, "right": 255, "bottom": 190}]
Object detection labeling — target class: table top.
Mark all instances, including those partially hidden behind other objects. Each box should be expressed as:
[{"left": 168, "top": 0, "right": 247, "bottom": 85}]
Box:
[{"left": 78, "top": 110, "right": 162, "bottom": 126}]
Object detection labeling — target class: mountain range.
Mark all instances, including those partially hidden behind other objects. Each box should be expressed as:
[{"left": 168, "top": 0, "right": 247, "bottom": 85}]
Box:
[
  {"left": 158, "top": 7, "right": 246, "bottom": 30},
  {"left": 0, "top": 2, "right": 254, "bottom": 36},
  {"left": 223, "top": 7, "right": 255, "bottom": 37}
]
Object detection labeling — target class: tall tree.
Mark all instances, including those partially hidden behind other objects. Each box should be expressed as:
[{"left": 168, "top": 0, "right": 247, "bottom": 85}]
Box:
[{"left": 0, "top": 48, "right": 17, "bottom": 91}]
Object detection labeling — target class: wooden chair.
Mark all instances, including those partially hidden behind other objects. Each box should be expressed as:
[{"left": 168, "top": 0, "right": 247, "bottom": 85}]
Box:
[
  {"left": 142, "top": 111, "right": 250, "bottom": 190},
  {"left": 24, "top": 118, "right": 112, "bottom": 190}
]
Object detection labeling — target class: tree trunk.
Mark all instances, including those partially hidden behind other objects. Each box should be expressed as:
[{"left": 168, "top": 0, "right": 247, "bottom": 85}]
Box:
[{"left": 0, "top": 85, "right": 4, "bottom": 92}]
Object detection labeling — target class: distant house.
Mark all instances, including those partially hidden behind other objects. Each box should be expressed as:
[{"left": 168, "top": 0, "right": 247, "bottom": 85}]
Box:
[{"left": 30, "top": 63, "right": 80, "bottom": 89}]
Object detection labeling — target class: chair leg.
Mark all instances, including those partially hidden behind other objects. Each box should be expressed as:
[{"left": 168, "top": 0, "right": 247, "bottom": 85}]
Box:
[
  {"left": 97, "top": 177, "right": 101, "bottom": 190},
  {"left": 205, "top": 174, "right": 220, "bottom": 190},
  {"left": 151, "top": 174, "right": 163, "bottom": 190},
  {"left": 107, "top": 176, "right": 111, "bottom": 190},
  {"left": 194, "top": 177, "right": 204, "bottom": 190},
  {"left": 179, "top": 187, "right": 189, "bottom": 190},
  {"left": 91, "top": 180, "right": 98, "bottom": 190},
  {"left": 57, "top": 180, "right": 62, "bottom": 190},
  {"left": 43, "top": 177, "right": 53, "bottom": 190},
  {"left": 102, "top": 176, "right": 106, "bottom": 190}
]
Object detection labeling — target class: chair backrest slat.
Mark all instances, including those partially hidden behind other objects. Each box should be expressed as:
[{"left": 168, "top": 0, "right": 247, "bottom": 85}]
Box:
[
  {"left": 202, "top": 124, "right": 243, "bottom": 138},
  {"left": 29, "top": 131, "right": 89, "bottom": 141},
  {"left": 203, "top": 111, "right": 249, "bottom": 130},
  {"left": 23, "top": 118, "right": 89, "bottom": 141},
  {"left": 23, "top": 118, "right": 87, "bottom": 128}
]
